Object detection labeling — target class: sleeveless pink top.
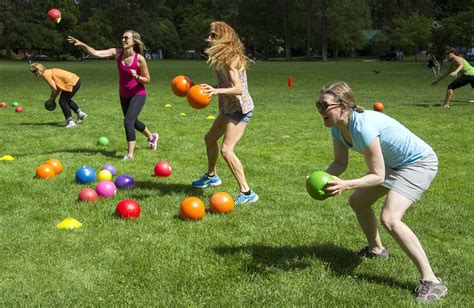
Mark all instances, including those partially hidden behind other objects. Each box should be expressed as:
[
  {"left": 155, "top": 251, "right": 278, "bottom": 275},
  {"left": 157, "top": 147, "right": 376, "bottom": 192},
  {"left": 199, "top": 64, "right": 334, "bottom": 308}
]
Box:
[{"left": 117, "top": 52, "right": 146, "bottom": 98}]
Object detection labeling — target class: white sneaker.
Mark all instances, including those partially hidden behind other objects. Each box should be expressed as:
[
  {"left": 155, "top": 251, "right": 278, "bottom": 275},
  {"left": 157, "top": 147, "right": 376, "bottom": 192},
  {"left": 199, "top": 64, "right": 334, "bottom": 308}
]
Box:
[
  {"left": 65, "top": 121, "right": 76, "bottom": 128},
  {"left": 76, "top": 112, "right": 88, "bottom": 124},
  {"left": 122, "top": 154, "right": 133, "bottom": 161}
]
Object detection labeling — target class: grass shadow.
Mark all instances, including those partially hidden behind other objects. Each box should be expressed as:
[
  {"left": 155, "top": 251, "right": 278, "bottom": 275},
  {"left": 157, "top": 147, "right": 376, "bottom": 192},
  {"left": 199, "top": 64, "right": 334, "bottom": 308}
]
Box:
[
  {"left": 404, "top": 99, "right": 469, "bottom": 108},
  {"left": 214, "top": 242, "right": 361, "bottom": 275},
  {"left": 19, "top": 121, "right": 64, "bottom": 127},
  {"left": 214, "top": 243, "right": 413, "bottom": 291},
  {"left": 40, "top": 147, "right": 120, "bottom": 158},
  {"left": 133, "top": 180, "right": 205, "bottom": 196}
]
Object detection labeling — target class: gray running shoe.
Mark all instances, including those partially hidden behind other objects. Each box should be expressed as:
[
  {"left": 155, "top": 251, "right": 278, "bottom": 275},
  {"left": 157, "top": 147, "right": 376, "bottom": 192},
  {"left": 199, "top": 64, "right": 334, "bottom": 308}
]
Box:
[
  {"left": 76, "top": 112, "right": 88, "bottom": 124},
  {"left": 415, "top": 278, "right": 447, "bottom": 303},
  {"left": 65, "top": 121, "right": 76, "bottom": 128},
  {"left": 356, "top": 246, "right": 389, "bottom": 259}
]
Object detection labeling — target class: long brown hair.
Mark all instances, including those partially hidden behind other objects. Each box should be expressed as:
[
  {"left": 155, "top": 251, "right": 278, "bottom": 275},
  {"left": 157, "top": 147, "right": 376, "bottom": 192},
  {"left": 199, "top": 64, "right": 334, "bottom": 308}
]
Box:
[
  {"left": 124, "top": 30, "right": 146, "bottom": 55},
  {"left": 320, "top": 81, "right": 365, "bottom": 113},
  {"left": 445, "top": 47, "right": 460, "bottom": 57},
  {"left": 205, "top": 21, "right": 247, "bottom": 71}
]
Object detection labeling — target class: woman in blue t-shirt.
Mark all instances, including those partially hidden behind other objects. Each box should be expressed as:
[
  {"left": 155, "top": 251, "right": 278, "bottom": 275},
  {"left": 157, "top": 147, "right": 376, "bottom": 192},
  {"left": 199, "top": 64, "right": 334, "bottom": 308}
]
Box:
[{"left": 317, "top": 81, "right": 447, "bottom": 303}]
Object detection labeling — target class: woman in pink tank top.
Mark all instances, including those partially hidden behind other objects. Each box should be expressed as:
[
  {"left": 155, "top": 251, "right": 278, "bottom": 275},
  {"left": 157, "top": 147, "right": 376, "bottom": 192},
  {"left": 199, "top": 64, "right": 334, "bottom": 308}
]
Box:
[
  {"left": 67, "top": 30, "right": 158, "bottom": 161},
  {"left": 191, "top": 21, "right": 258, "bottom": 205}
]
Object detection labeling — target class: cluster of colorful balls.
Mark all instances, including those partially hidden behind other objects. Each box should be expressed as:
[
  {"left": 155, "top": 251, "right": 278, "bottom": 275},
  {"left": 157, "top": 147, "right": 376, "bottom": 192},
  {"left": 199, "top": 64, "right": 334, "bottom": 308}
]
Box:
[
  {"left": 76, "top": 164, "right": 140, "bottom": 219},
  {"left": 77, "top": 164, "right": 134, "bottom": 199},
  {"left": 36, "top": 159, "right": 63, "bottom": 179},
  {"left": 170, "top": 75, "right": 211, "bottom": 109},
  {"left": 1, "top": 101, "right": 24, "bottom": 112}
]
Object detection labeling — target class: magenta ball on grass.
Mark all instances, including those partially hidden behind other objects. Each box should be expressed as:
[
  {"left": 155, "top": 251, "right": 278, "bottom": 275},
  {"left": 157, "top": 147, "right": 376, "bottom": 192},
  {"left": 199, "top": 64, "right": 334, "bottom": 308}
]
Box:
[
  {"left": 115, "top": 174, "right": 135, "bottom": 189},
  {"left": 154, "top": 160, "right": 172, "bottom": 177},
  {"left": 100, "top": 163, "right": 116, "bottom": 176},
  {"left": 95, "top": 180, "right": 117, "bottom": 198},
  {"left": 78, "top": 188, "right": 98, "bottom": 202}
]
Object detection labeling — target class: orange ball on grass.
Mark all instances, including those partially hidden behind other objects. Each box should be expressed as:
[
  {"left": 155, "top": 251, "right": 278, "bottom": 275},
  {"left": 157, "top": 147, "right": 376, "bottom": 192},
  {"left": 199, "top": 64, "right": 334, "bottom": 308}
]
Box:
[
  {"left": 210, "top": 192, "right": 234, "bottom": 214},
  {"left": 45, "top": 159, "right": 63, "bottom": 175},
  {"left": 36, "top": 164, "right": 56, "bottom": 179},
  {"left": 180, "top": 197, "right": 205, "bottom": 220}
]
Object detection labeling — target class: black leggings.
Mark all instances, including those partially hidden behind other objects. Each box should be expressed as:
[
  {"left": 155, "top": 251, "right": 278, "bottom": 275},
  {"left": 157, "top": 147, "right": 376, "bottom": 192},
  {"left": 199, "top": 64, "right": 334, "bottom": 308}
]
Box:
[
  {"left": 120, "top": 95, "right": 147, "bottom": 141},
  {"left": 59, "top": 79, "right": 81, "bottom": 121}
]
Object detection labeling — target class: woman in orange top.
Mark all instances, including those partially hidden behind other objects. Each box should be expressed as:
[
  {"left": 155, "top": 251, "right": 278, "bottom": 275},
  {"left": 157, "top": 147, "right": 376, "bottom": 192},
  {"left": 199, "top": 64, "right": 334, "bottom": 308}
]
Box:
[{"left": 30, "top": 63, "right": 87, "bottom": 128}]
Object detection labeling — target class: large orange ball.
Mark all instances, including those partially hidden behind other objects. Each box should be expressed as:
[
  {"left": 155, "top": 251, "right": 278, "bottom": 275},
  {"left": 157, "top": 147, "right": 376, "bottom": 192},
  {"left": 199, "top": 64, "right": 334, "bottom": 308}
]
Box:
[
  {"left": 210, "top": 192, "right": 234, "bottom": 214},
  {"left": 171, "top": 75, "right": 194, "bottom": 97},
  {"left": 373, "top": 101, "right": 384, "bottom": 112},
  {"left": 187, "top": 85, "right": 211, "bottom": 109},
  {"left": 36, "top": 164, "right": 56, "bottom": 179},
  {"left": 45, "top": 159, "right": 63, "bottom": 175},
  {"left": 180, "top": 197, "right": 205, "bottom": 220}
]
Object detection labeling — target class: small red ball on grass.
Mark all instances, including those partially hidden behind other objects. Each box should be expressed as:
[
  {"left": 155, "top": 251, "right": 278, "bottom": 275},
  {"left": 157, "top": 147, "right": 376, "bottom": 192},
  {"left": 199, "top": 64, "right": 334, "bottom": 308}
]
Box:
[
  {"left": 116, "top": 199, "right": 141, "bottom": 219},
  {"left": 79, "top": 188, "right": 98, "bottom": 202}
]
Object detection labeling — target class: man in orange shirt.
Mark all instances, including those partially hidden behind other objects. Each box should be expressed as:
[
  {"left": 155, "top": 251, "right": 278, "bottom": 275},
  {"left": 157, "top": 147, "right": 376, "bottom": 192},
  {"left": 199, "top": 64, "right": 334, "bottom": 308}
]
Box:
[{"left": 30, "top": 63, "right": 87, "bottom": 128}]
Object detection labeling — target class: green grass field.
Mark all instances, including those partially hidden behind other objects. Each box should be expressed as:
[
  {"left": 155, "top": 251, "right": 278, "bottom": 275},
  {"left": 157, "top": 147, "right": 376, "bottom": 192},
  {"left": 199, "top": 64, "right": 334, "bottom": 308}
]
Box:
[{"left": 0, "top": 59, "right": 473, "bottom": 306}]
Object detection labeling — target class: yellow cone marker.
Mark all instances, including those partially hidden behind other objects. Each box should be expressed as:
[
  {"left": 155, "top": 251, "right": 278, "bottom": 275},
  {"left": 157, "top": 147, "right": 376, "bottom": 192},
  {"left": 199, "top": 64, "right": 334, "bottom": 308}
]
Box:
[
  {"left": 165, "top": 104, "right": 172, "bottom": 108},
  {"left": 57, "top": 218, "right": 83, "bottom": 229},
  {"left": 206, "top": 115, "right": 215, "bottom": 120},
  {"left": 179, "top": 112, "right": 187, "bottom": 116},
  {"left": 0, "top": 155, "right": 14, "bottom": 161}
]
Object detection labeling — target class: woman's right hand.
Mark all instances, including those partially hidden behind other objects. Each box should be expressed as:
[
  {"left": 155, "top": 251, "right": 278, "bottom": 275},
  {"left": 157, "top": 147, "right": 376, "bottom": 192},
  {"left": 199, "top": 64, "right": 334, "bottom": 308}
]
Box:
[
  {"left": 67, "top": 36, "right": 82, "bottom": 46},
  {"left": 201, "top": 84, "right": 218, "bottom": 96}
]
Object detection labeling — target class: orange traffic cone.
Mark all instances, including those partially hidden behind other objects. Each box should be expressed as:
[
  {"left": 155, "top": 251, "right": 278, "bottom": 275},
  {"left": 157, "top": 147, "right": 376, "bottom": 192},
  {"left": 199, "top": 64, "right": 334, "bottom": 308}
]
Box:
[{"left": 288, "top": 76, "right": 293, "bottom": 88}]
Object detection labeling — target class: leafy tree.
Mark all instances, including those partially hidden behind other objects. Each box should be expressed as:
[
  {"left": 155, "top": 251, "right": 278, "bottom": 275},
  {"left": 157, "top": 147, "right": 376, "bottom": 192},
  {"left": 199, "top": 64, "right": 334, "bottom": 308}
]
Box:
[
  {"left": 386, "top": 13, "right": 432, "bottom": 61},
  {"left": 326, "top": 0, "right": 370, "bottom": 58}
]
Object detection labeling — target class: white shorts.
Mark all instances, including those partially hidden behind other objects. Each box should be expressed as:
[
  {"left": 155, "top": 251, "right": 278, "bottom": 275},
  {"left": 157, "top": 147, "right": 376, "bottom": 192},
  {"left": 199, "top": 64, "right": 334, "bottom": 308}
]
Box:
[{"left": 381, "top": 152, "right": 438, "bottom": 202}]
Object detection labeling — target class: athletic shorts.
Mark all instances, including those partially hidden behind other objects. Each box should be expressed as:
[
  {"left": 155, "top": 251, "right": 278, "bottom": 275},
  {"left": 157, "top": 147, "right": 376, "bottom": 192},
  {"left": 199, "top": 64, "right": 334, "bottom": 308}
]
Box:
[
  {"left": 448, "top": 74, "right": 474, "bottom": 90},
  {"left": 381, "top": 152, "right": 438, "bottom": 202},
  {"left": 226, "top": 110, "right": 253, "bottom": 124}
]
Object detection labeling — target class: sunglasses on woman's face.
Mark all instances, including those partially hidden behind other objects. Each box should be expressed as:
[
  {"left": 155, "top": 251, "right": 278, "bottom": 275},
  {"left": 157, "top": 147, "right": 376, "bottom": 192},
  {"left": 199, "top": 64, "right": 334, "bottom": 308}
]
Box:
[
  {"left": 316, "top": 101, "right": 341, "bottom": 112},
  {"left": 209, "top": 32, "right": 217, "bottom": 39}
]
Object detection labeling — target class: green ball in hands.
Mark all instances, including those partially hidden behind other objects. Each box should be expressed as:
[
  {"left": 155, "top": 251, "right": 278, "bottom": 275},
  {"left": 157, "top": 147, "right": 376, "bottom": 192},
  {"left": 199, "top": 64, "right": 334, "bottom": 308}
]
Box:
[{"left": 306, "top": 171, "right": 334, "bottom": 200}]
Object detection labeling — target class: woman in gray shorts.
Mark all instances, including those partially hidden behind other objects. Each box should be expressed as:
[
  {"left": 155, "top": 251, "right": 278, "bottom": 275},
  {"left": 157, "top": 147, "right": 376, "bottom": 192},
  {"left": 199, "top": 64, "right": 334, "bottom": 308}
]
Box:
[
  {"left": 191, "top": 21, "right": 258, "bottom": 205},
  {"left": 316, "top": 81, "right": 447, "bottom": 303}
]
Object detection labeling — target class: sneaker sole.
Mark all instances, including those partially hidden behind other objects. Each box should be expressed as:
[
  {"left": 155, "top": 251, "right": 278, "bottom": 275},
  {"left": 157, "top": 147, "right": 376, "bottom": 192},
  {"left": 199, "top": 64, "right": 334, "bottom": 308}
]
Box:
[{"left": 192, "top": 180, "right": 222, "bottom": 189}]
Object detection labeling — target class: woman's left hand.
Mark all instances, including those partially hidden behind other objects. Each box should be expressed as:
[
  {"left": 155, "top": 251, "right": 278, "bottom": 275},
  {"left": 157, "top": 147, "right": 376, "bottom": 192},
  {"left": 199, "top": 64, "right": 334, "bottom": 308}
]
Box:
[
  {"left": 201, "top": 84, "right": 217, "bottom": 96},
  {"left": 325, "top": 176, "right": 350, "bottom": 196},
  {"left": 449, "top": 71, "right": 458, "bottom": 77},
  {"left": 130, "top": 69, "right": 138, "bottom": 78}
]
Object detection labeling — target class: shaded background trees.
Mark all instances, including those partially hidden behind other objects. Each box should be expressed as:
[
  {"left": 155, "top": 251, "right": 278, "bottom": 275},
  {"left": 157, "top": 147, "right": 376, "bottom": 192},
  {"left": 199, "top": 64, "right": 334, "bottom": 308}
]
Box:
[{"left": 0, "top": 0, "right": 472, "bottom": 61}]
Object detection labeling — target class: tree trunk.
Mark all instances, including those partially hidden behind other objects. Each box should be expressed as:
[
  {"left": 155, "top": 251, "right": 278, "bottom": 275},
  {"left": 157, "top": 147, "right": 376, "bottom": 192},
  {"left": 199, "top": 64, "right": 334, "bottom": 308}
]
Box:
[
  {"left": 305, "top": 0, "right": 313, "bottom": 61},
  {"left": 320, "top": 0, "right": 328, "bottom": 61},
  {"left": 282, "top": 0, "right": 291, "bottom": 60}
]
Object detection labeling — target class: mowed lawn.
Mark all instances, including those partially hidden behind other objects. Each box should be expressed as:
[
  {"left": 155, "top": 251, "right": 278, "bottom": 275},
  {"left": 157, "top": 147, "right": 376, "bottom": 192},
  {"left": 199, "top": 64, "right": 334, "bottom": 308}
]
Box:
[{"left": 0, "top": 59, "right": 472, "bottom": 306}]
